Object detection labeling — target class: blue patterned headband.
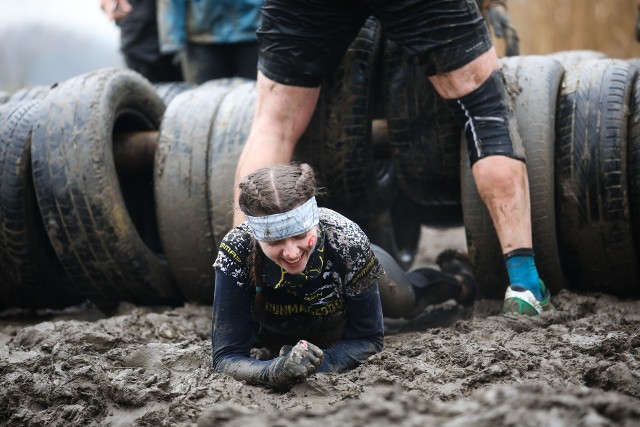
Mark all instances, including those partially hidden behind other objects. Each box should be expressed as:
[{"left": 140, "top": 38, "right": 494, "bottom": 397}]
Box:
[{"left": 246, "top": 197, "right": 319, "bottom": 241}]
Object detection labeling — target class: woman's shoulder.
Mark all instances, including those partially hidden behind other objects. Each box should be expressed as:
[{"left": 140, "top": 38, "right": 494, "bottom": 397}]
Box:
[
  {"left": 319, "top": 208, "right": 369, "bottom": 247},
  {"left": 213, "top": 223, "right": 253, "bottom": 275},
  {"left": 319, "top": 208, "right": 383, "bottom": 294},
  {"left": 222, "top": 222, "right": 253, "bottom": 247}
]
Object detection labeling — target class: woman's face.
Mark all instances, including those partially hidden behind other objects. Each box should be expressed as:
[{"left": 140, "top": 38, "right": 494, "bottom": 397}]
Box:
[{"left": 258, "top": 226, "right": 318, "bottom": 274}]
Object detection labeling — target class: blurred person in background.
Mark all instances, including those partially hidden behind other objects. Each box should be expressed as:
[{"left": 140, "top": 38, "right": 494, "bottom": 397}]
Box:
[
  {"left": 636, "top": 0, "right": 640, "bottom": 42},
  {"left": 101, "top": 0, "right": 183, "bottom": 82},
  {"left": 476, "top": 0, "right": 519, "bottom": 56},
  {"left": 157, "top": 0, "right": 262, "bottom": 83}
]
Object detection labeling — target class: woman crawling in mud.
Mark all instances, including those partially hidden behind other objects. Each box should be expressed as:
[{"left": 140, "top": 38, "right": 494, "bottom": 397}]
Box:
[{"left": 211, "top": 162, "right": 475, "bottom": 390}]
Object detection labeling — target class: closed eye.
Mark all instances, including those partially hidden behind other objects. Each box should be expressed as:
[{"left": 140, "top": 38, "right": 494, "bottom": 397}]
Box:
[
  {"left": 293, "top": 231, "right": 309, "bottom": 240},
  {"left": 265, "top": 231, "right": 309, "bottom": 246}
]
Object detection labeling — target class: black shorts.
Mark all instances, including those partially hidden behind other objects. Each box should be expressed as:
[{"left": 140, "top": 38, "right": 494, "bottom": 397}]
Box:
[{"left": 257, "top": 0, "right": 493, "bottom": 87}]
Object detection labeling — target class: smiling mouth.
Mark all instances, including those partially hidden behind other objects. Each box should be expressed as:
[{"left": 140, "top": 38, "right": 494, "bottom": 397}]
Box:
[{"left": 282, "top": 255, "right": 302, "bottom": 265}]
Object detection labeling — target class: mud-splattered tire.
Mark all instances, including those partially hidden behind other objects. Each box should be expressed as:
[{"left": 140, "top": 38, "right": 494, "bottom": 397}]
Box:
[
  {"left": 294, "top": 18, "right": 418, "bottom": 266},
  {"left": 31, "top": 68, "right": 182, "bottom": 312},
  {"left": 361, "top": 160, "right": 421, "bottom": 271},
  {"left": 155, "top": 79, "right": 246, "bottom": 304},
  {"left": 0, "top": 101, "right": 81, "bottom": 309},
  {"left": 629, "top": 60, "right": 640, "bottom": 277},
  {"left": 555, "top": 59, "right": 639, "bottom": 296},
  {"left": 9, "top": 85, "right": 53, "bottom": 103},
  {"left": 547, "top": 50, "right": 607, "bottom": 71},
  {"left": 208, "top": 81, "right": 257, "bottom": 250},
  {"left": 627, "top": 58, "right": 640, "bottom": 72},
  {"left": 153, "top": 82, "right": 197, "bottom": 106},
  {"left": 362, "top": 120, "right": 420, "bottom": 267},
  {"left": 462, "top": 56, "right": 567, "bottom": 299},
  {"left": 373, "top": 188, "right": 421, "bottom": 270},
  {"left": 383, "top": 39, "right": 462, "bottom": 206},
  {"left": 295, "top": 17, "right": 386, "bottom": 222}
]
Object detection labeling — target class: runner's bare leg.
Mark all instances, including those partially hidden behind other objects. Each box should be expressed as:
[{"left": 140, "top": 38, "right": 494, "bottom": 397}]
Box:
[{"left": 429, "top": 47, "right": 532, "bottom": 253}]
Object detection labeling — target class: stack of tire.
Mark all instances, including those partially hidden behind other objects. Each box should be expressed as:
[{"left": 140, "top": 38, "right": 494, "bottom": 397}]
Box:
[
  {"left": 0, "top": 18, "right": 418, "bottom": 313},
  {"left": 1, "top": 27, "right": 638, "bottom": 312}
]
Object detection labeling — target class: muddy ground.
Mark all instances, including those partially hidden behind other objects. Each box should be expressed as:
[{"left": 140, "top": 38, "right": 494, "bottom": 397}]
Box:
[{"left": 1, "top": 227, "right": 639, "bottom": 426}]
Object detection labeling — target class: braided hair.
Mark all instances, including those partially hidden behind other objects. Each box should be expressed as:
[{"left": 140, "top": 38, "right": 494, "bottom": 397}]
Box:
[
  {"left": 238, "top": 162, "right": 318, "bottom": 216},
  {"left": 238, "top": 163, "right": 321, "bottom": 312}
]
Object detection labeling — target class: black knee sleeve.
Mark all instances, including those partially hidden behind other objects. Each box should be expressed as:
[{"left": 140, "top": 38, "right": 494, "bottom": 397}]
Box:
[{"left": 446, "top": 71, "right": 525, "bottom": 166}]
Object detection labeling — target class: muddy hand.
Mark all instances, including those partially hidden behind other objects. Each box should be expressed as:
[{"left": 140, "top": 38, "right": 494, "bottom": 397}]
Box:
[
  {"left": 267, "top": 340, "right": 323, "bottom": 389},
  {"left": 278, "top": 344, "right": 293, "bottom": 357}
]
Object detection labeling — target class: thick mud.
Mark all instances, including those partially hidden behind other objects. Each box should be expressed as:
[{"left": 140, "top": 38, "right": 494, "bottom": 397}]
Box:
[{"left": 1, "top": 228, "right": 639, "bottom": 426}]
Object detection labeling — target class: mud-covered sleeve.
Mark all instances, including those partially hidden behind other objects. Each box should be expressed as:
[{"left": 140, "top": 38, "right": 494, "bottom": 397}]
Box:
[
  {"left": 211, "top": 227, "right": 277, "bottom": 384},
  {"left": 317, "top": 282, "right": 384, "bottom": 373},
  {"left": 211, "top": 268, "right": 255, "bottom": 367},
  {"left": 211, "top": 269, "right": 276, "bottom": 384}
]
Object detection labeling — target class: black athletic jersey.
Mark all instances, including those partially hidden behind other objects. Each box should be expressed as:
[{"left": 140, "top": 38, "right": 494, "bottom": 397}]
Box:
[{"left": 213, "top": 207, "right": 384, "bottom": 347}]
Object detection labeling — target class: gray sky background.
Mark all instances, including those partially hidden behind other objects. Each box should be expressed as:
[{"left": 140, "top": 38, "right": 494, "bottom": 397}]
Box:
[{"left": 0, "top": 0, "right": 124, "bottom": 92}]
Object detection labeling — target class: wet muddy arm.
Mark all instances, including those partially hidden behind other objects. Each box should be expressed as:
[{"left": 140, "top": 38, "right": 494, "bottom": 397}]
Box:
[
  {"left": 211, "top": 271, "right": 269, "bottom": 380},
  {"left": 318, "top": 283, "right": 384, "bottom": 373}
]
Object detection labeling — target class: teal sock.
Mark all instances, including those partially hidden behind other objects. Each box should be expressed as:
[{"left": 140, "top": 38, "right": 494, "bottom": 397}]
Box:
[{"left": 504, "top": 249, "right": 543, "bottom": 300}]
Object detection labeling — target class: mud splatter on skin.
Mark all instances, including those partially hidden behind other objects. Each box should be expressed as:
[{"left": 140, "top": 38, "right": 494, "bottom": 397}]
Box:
[{"left": 1, "top": 228, "right": 639, "bottom": 426}]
